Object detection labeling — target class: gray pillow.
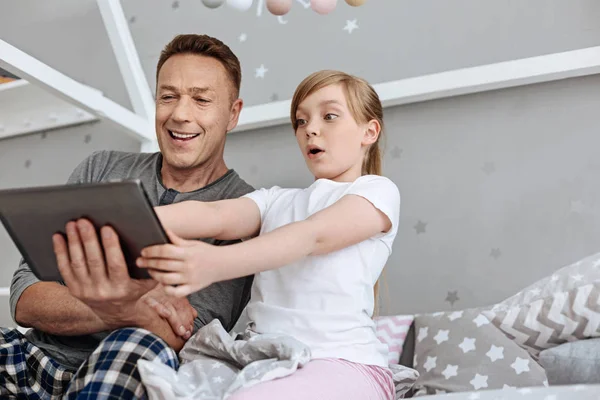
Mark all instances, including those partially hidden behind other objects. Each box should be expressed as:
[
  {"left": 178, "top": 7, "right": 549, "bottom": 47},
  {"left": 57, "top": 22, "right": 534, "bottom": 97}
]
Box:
[
  {"left": 411, "top": 309, "right": 547, "bottom": 396},
  {"left": 539, "top": 338, "right": 600, "bottom": 385},
  {"left": 481, "top": 251, "right": 600, "bottom": 357}
]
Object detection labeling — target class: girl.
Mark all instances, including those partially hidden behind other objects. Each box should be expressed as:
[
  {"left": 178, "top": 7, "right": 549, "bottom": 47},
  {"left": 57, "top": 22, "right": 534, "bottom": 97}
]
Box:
[{"left": 137, "top": 70, "right": 401, "bottom": 400}]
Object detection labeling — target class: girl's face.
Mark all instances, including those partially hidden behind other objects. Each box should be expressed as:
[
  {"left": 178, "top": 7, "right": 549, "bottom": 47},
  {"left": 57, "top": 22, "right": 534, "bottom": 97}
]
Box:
[{"left": 294, "top": 84, "right": 379, "bottom": 182}]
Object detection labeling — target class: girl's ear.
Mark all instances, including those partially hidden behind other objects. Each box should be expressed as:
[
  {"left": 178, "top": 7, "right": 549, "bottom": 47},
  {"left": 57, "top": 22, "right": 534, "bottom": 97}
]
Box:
[{"left": 362, "top": 119, "right": 381, "bottom": 146}]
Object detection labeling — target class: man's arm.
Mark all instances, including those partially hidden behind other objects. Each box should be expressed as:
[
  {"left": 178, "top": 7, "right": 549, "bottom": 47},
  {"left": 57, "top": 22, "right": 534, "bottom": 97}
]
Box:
[
  {"left": 14, "top": 281, "right": 108, "bottom": 335},
  {"left": 11, "top": 153, "right": 105, "bottom": 335}
]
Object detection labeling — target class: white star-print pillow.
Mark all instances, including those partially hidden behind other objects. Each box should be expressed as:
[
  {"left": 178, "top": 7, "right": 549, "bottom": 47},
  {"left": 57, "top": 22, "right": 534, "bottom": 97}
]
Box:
[{"left": 410, "top": 309, "right": 547, "bottom": 396}]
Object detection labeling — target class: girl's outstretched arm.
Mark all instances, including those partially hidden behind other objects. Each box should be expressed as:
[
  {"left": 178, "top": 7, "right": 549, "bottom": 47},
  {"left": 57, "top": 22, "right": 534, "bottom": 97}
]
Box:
[
  {"left": 138, "top": 191, "right": 397, "bottom": 297},
  {"left": 214, "top": 194, "right": 392, "bottom": 279},
  {"left": 154, "top": 198, "right": 261, "bottom": 241}
]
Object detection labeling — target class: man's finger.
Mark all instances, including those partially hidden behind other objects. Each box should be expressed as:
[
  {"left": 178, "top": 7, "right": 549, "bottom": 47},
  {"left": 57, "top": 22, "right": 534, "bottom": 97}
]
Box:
[
  {"left": 145, "top": 295, "right": 190, "bottom": 339},
  {"left": 164, "top": 302, "right": 189, "bottom": 338},
  {"left": 100, "top": 226, "right": 129, "bottom": 282},
  {"left": 77, "top": 219, "right": 108, "bottom": 283},
  {"left": 65, "top": 221, "right": 91, "bottom": 285},
  {"left": 53, "top": 234, "right": 74, "bottom": 285},
  {"left": 172, "top": 298, "right": 196, "bottom": 333}
]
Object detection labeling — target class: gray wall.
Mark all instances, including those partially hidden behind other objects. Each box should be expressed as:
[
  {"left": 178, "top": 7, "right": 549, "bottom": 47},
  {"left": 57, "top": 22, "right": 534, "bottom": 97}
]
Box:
[{"left": 225, "top": 74, "right": 600, "bottom": 315}]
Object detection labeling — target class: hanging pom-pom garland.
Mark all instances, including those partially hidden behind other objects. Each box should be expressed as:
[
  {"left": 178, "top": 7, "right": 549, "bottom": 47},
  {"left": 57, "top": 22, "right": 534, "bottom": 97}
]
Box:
[
  {"left": 345, "top": 0, "right": 366, "bottom": 6},
  {"left": 200, "top": 0, "right": 366, "bottom": 16},
  {"left": 310, "top": 0, "right": 338, "bottom": 15},
  {"left": 201, "top": 0, "right": 225, "bottom": 8},
  {"left": 266, "top": 0, "right": 293, "bottom": 16},
  {"left": 226, "top": 0, "right": 254, "bottom": 11}
]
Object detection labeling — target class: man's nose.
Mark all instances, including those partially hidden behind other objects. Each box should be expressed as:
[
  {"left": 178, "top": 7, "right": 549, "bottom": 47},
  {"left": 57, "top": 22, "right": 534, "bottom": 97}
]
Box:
[{"left": 171, "top": 97, "right": 193, "bottom": 123}]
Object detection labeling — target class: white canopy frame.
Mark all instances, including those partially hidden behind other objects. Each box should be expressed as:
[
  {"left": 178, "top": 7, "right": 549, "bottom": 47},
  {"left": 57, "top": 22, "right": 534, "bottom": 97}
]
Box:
[{"left": 1, "top": 2, "right": 600, "bottom": 144}]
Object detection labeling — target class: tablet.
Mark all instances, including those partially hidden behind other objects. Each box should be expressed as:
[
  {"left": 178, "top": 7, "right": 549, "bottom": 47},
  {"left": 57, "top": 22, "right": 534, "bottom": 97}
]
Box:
[{"left": 0, "top": 179, "right": 169, "bottom": 281}]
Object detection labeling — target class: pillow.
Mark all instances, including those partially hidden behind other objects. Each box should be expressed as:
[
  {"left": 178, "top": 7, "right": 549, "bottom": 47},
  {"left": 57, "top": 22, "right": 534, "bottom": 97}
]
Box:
[
  {"left": 411, "top": 310, "right": 547, "bottom": 396},
  {"left": 482, "top": 251, "right": 600, "bottom": 357},
  {"left": 374, "top": 315, "right": 414, "bottom": 365},
  {"left": 539, "top": 338, "right": 600, "bottom": 385}
]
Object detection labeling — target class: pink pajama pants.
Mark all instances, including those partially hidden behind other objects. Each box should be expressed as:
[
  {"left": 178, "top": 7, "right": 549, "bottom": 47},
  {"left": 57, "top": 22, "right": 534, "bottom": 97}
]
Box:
[{"left": 227, "top": 358, "right": 395, "bottom": 400}]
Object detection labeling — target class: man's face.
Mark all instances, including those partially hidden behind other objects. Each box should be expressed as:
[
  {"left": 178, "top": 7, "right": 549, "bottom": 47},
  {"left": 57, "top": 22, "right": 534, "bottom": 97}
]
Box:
[{"left": 155, "top": 54, "right": 241, "bottom": 171}]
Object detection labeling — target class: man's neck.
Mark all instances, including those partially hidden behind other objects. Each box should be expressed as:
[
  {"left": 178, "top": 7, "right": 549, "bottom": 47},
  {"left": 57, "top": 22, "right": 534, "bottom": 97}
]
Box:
[{"left": 160, "top": 161, "right": 230, "bottom": 193}]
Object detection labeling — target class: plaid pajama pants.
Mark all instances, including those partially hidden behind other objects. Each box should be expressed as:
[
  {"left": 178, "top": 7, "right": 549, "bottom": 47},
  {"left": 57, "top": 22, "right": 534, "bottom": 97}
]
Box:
[{"left": 0, "top": 327, "right": 179, "bottom": 400}]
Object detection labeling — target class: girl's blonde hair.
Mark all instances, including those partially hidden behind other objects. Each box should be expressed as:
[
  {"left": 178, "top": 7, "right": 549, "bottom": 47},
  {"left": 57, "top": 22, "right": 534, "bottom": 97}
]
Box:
[{"left": 290, "top": 70, "right": 386, "bottom": 315}]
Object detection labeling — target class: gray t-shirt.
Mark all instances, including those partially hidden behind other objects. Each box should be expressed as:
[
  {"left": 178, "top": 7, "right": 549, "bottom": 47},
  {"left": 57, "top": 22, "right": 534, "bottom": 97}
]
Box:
[{"left": 9, "top": 150, "right": 255, "bottom": 371}]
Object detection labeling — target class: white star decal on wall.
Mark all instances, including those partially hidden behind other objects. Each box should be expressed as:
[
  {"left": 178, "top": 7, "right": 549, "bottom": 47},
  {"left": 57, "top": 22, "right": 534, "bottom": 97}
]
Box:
[
  {"left": 255, "top": 64, "right": 268, "bottom": 78},
  {"left": 343, "top": 19, "right": 359, "bottom": 34},
  {"left": 239, "top": 33, "right": 247, "bottom": 42}
]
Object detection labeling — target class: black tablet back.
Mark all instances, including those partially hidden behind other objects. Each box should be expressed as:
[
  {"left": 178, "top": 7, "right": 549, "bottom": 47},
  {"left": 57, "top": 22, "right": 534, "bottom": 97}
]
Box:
[{"left": 0, "top": 180, "right": 168, "bottom": 281}]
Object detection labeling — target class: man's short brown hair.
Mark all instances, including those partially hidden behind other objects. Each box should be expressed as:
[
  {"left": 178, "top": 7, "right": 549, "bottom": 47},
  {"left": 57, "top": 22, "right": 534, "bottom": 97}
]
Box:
[{"left": 156, "top": 34, "right": 242, "bottom": 99}]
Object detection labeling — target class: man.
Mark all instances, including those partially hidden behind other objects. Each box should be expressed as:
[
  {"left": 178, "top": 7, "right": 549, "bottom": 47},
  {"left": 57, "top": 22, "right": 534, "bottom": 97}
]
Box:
[{"left": 0, "top": 34, "right": 255, "bottom": 399}]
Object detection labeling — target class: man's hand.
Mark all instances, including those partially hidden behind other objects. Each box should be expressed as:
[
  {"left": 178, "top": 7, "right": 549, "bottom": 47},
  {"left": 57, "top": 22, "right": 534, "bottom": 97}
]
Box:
[
  {"left": 142, "top": 284, "right": 198, "bottom": 340},
  {"left": 53, "top": 219, "right": 158, "bottom": 330}
]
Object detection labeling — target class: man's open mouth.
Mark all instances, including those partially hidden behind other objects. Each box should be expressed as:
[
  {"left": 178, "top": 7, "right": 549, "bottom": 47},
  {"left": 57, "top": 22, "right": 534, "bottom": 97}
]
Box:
[{"left": 169, "top": 130, "right": 201, "bottom": 141}]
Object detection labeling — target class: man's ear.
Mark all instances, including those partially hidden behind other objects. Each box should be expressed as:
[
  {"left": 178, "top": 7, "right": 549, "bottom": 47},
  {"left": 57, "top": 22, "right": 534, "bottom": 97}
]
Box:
[
  {"left": 227, "top": 98, "right": 244, "bottom": 132},
  {"left": 362, "top": 119, "right": 381, "bottom": 146}
]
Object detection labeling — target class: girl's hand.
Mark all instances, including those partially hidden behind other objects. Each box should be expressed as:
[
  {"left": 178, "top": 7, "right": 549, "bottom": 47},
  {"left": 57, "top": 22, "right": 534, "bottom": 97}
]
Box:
[{"left": 136, "top": 229, "right": 221, "bottom": 297}]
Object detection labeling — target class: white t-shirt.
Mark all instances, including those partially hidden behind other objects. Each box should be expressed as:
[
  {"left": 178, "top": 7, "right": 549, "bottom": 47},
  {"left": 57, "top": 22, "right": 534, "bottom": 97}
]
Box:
[{"left": 243, "top": 175, "right": 401, "bottom": 367}]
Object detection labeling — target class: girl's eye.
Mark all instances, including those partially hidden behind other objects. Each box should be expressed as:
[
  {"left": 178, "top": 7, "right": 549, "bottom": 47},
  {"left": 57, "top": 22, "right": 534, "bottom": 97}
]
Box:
[
  {"left": 296, "top": 119, "right": 307, "bottom": 126},
  {"left": 324, "top": 113, "right": 338, "bottom": 121}
]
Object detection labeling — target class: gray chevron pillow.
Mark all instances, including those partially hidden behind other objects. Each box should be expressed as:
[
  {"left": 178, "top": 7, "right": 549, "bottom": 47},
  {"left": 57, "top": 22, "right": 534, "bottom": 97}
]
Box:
[{"left": 482, "top": 251, "right": 600, "bottom": 357}]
